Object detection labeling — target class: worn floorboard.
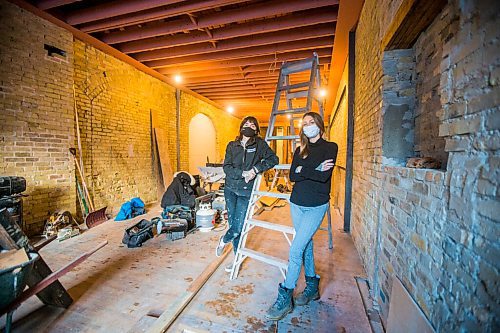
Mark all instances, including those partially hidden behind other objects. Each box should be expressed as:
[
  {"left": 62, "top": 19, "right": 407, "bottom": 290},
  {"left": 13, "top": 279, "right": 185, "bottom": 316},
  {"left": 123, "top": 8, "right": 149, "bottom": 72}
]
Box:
[{"left": 1, "top": 204, "right": 370, "bottom": 333}]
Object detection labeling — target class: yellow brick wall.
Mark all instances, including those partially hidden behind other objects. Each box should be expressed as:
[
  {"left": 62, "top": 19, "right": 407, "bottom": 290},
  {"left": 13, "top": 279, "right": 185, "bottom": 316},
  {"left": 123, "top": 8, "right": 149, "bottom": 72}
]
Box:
[
  {"left": 0, "top": 1, "right": 240, "bottom": 233},
  {"left": 328, "top": 60, "right": 349, "bottom": 215},
  {"left": 73, "top": 40, "right": 241, "bottom": 215},
  {"left": 0, "top": 0, "right": 76, "bottom": 235}
]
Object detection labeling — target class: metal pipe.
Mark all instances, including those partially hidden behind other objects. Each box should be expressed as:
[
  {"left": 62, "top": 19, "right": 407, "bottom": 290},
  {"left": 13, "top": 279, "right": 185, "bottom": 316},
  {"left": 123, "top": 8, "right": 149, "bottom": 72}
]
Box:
[
  {"left": 176, "top": 88, "right": 181, "bottom": 171},
  {"left": 344, "top": 29, "right": 355, "bottom": 232}
]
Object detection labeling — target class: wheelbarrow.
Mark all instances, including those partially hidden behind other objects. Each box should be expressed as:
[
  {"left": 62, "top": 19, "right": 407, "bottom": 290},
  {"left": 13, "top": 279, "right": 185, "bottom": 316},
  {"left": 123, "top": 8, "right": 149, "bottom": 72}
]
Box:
[
  {"left": 0, "top": 241, "right": 107, "bottom": 332},
  {"left": 0, "top": 251, "right": 39, "bottom": 332}
]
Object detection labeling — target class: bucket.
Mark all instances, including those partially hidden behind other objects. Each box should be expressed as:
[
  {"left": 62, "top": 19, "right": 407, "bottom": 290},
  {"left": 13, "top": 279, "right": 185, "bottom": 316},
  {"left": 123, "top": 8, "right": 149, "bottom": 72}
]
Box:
[{"left": 196, "top": 209, "right": 215, "bottom": 232}]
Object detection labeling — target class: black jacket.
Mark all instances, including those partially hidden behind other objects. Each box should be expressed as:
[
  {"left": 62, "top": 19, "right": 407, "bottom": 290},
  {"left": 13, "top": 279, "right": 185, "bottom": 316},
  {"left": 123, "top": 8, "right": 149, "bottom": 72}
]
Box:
[
  {"left": 223, "top": 137, "right": 278, "bottom": 193},
  {"left": 289, "top": 138, "right": 338, "bottom": 207},
  {"left": 161, "top": 173, "right": 196, "bottom": 208}
]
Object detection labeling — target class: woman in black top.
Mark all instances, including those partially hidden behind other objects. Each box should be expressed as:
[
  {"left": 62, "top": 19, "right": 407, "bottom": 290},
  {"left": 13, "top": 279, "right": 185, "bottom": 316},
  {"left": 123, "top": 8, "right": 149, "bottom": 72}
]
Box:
[
  {"left": 266, "top": 112, "right": 338, "bottom": 320},
  {"left": 215, "top": 116, "right": 278, "bottom": 271}
]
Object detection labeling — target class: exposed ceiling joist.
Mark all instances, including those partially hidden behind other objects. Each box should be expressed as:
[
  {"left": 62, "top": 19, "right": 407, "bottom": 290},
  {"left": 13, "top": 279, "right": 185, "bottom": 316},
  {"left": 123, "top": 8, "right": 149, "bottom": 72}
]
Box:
[
  {"left": 79, "top": 0, "right": 248, "bottom": 33},
  {"left": 146, "top": 36, "right": 335, "bottom": 68},
  {"left": 118, "top": 8, "right": 338, "bottom": 54},
  {"left": 65, "top": 0, "right": 185, "bottom": 25},
  {"left": 100, "top": 0, "right": 339, "bottom": 44},
  {"left": 156, "top": 49, "right": 332, "bottom": 74},
  {"left": 36, "top": 0, "right": 80, "bottom": 10}
]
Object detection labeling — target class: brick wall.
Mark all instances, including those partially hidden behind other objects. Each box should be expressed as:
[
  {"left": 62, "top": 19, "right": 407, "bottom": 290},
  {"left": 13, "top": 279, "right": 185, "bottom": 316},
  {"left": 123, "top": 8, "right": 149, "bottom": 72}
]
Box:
[
  {"left": 353, "top": 0, "right": 500, "bottom": 331},
  {"left": 328, "top": 61, "right": 349, "bottom": 215},
  {"left": 1, "top": 1, "right": 241, "bottom": 233},
  {"left": 73, "top": 41, "right": 241, "bottom": 215},
  {"left": 0, "top": 0, "right": 75, "bottom": 235}
]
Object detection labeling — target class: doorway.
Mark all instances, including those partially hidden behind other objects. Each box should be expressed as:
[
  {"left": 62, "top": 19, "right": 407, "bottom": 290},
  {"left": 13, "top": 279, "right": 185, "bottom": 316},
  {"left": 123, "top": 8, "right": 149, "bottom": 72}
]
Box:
[{"left": 188, "top": 113, "right": 216, "bottom": 175}]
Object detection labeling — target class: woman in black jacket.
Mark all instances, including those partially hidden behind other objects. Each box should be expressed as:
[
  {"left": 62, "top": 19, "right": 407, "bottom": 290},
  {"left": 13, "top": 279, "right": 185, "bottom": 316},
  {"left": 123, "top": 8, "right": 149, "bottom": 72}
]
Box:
[
  {"left": 266, "top": 111, "right": 338, "bottom": 320},
  {"left": 215, "top": 116, "right": 278, "bottom": 269}
]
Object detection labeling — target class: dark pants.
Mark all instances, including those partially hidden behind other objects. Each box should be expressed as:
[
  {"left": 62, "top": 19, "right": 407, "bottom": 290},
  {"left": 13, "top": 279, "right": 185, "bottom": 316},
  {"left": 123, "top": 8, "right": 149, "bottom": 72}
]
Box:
[{"left": 223, "top": 187, "right": 251, "bottom": 253}]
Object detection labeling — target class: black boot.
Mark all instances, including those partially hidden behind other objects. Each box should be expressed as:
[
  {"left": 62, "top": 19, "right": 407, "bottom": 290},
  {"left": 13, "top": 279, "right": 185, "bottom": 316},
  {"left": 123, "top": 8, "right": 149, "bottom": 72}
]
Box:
[
  {"left": 295, "top": 275, "right": 320, "bottom": 306},
  {"left": 265, "top": 283, "right": 294, "bottom": 320}
]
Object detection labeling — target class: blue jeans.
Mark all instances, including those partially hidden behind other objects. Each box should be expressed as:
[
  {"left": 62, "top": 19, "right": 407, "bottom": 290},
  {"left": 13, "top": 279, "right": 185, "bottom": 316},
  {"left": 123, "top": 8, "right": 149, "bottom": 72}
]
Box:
[
  {"left": 223, "top": 187, "right": 251, "bottom": 253},
  {"left": 283, "top": 202, "right": 329, "bottom": 289}
]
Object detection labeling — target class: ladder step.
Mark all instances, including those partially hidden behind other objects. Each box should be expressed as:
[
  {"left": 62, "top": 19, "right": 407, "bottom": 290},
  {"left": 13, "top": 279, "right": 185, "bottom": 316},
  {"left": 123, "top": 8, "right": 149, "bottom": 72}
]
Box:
[
  {"left": 273, "top": 107, "right": 308, "bottom": 115},
  {"left": 281, "top": 58, "right": 315, "bottom": 75},
  {"left": 286, "top": 90, "right": 309, "bottom": 99},
  {"left": 273, "top": 164, "right": 291, "bottom": 170},
  {"left": 266, "top": 135, "right": 299, "bottom": 141},
  {"left": 239, "top": 248, "right": 288, "bottom": 270},
  {"left": 278, "top": 82, "right": 310, "bottom": 91},
  {"left": 253, "top": 191, "right": 290, "bottom": 200},
  {"left": 247, "top": 219, "right": 295, "bottom": 234}
]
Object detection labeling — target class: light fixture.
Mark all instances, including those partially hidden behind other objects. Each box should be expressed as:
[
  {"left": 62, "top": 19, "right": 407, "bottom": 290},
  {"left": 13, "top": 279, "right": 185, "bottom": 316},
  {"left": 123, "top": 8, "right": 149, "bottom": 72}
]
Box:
[
  {"left": 319, "top": 88, "right": 327, "bottom": 97},
  {"left": 287, "top": 114, "right": 292, "bottom": 119},
  {"left": 227, "top": 106, "right": 234, "bottom": 113},
  {"left": 174, "top": 74, "right": 182, "bottom": 84}
]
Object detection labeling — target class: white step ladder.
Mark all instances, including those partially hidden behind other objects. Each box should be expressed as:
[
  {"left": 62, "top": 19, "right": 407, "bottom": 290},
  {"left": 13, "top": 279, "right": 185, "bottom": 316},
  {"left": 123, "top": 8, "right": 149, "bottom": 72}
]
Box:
[{"left": 229, "top": 53, "right": 333, "bottom": 280}]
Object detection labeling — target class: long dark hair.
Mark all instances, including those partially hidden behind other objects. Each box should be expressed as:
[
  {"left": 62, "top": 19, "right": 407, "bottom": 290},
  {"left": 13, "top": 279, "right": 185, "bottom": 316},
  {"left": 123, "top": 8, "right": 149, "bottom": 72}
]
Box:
[
  {"left": 236, "top": 116, "right": 260, "bottom": 143},
  {"left": 299, "top": 112, "right": 325, "bottom": 159}
]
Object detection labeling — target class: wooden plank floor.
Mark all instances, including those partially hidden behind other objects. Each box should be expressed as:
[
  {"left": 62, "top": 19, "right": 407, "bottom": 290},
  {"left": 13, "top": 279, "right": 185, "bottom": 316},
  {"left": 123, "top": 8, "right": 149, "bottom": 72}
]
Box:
[{"left": 2, "top": 204, "right": 371, "bottom": 333}]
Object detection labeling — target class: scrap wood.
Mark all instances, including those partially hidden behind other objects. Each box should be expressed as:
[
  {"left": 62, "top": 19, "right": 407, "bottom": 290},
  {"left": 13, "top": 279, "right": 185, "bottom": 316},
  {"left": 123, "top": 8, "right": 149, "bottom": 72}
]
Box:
[
  {"left": 0, "top": 248, "right": 29, "bottom": 270},
  {"left": 0, "top": 223, "right": 19, "bottom": 250},
  {"left": 1, "top": 240, "right": 108, "bottom": 316},
  {"left": 145, "top": 248, "right": 231, "bottom": 333},
  {"left": 154, "top": 128, "right": 174, "bottom": 191}
]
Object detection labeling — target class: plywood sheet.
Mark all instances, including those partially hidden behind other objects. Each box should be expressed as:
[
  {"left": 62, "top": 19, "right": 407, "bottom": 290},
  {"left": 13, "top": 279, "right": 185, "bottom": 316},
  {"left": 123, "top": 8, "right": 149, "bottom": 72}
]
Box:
[
  {"left": 387, "top": 277, "right": 435, "bottom": 333},
  {"left": 154, "top": 128, "right": 174, "bottom": 190},
  {"left": 0, "top": 248, "right": 29, "bottom": 270}
]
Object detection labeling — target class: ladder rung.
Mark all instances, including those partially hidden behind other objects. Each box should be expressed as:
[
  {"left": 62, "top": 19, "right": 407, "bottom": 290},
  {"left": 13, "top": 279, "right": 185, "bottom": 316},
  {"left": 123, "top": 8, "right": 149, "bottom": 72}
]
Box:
[
  {"left": 281, "top": 58, "right": 315, "bottom": 75},
  {"left": 273, "top": 164, "right": 291, "bottom": 170},
  {"left": 278, "top": 82, "right": 310, "bottom": 91},
  {"left": 286, "top": 90, "right": 309, "bottom": 99},
  {"left": 266, "top": 135, "right": 299, "bottom": 141},
  {"left": 239, "top": 249, "right": 288, "bottom": 270},
  {"left": 246, "top": 219, "right": 295, "bottom": 234},
  {"left": 253, "top": 191, "right": 290, "bottom": 200},
  {"left": 273, "top": 107, "right": 308, "bottom": 115}
]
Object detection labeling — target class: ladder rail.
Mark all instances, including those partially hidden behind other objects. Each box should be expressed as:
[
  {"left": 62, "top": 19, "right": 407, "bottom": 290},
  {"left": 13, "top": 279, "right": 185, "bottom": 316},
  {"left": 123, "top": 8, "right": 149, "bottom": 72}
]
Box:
[{"left": 230, "top": 52, "right": 333, "bottom": 281}]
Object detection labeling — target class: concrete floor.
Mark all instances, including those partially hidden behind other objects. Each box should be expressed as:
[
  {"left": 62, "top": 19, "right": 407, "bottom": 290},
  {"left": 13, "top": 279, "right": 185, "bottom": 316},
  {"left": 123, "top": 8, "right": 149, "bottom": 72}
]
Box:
[{"left": 2, "top": 204, "right": 371, "bottom": 333}]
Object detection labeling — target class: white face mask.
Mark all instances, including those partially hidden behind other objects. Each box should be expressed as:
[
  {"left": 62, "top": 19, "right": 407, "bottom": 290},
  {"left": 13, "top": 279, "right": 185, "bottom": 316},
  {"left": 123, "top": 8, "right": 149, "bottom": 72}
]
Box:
[{"left": 303, "top": 124, "right": 320, "bottom": 138}]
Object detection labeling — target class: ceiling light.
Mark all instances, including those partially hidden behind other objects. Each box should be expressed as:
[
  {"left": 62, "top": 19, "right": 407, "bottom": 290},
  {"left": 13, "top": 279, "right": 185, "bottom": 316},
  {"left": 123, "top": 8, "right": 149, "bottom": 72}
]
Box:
[
  {"left": 319, "top": 89, "right": 327, "bottom": 97},
  {"left": 287, "top": 115, "right": 292, "bottom": 119},
  {"left": 174, "top": 74, "right": 182, "bottom": 84},
  {"left": 227, "top": 106, "right": 234, "bottom": 113}
]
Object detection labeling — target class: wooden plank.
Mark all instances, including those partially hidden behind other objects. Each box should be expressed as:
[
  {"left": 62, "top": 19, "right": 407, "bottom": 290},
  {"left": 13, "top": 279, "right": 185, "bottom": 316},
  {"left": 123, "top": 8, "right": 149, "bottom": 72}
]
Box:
[
  {"left": 154, "top": 128, "right": 174, "bottom": 190},
  {"left": 0, "top": 208, "right": 73, "bottom": 308},
  {"left": 387, "top": 278, "right": 435, "bottom": 333},
  {"left": 0, "top": 223, "right": 19, "bottom": 250},
  {"left": 146, "top": 248, "right": 230, "bottom": 333},
  {"left": 0, "top": 248, "right": 29, "bottom": 270}
]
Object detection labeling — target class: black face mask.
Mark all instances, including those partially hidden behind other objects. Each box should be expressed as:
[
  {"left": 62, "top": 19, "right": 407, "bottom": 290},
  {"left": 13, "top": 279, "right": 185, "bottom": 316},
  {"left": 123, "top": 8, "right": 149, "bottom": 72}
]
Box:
[{"left": 241, "top": 126, "right": 257, "bottom": 137}]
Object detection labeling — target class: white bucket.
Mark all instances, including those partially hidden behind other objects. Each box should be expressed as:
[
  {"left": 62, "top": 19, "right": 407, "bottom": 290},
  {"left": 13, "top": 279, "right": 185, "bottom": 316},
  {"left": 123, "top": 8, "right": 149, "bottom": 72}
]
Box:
[{"left": 196, "top": 209, "right": 215, "bottom": 232}]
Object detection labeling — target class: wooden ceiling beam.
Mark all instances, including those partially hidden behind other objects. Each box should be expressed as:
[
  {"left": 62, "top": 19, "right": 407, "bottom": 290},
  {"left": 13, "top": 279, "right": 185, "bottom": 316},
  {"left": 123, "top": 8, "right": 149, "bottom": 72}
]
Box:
[
  {"left": 66, "top": 0, "right": 186, "bottom": 25},
  {"left": 156, "top": 49, "right": 332, "bottom": 73},
  {"left": 159, "top": 57, "right": 331, "bottom": 78},
  {"left": 145, "top": 36, "right": 335, "bottom": 68},
  {"left": 134, "top": 24, "right": 335, "bottom": 62},
  {"left": 36, "top": 0, "right": 80, "bottom": 10},
  {"left": 118, "top": 9, "right": 338, "bottom": 54},
  {"left": 100, "top": 0, "right": 339, "bottom": 44},
  {"left": 79, "top": 0, "right": 247, "bottom": 33}
]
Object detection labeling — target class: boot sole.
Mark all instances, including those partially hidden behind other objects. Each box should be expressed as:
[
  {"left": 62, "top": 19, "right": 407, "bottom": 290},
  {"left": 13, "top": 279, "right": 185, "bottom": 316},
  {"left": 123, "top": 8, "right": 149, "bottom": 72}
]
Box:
[
  {"left": 295, "top": 295, "right": 320, "bottom": 306},
  {"left": 265, "top": 306, "right": 293, "bottom": 321}
]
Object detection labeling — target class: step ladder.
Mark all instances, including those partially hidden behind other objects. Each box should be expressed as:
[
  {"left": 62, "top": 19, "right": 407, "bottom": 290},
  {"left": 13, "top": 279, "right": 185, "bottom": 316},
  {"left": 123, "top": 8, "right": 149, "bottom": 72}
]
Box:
[{"left": 229, "top": 53, "right": 333, "bottom": 280}]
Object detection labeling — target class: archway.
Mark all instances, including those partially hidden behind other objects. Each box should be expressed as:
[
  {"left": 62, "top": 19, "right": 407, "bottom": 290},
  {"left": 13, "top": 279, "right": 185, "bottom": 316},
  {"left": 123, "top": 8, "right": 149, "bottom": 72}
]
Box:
[{"left": 188, "top": 113, "right": 216, "bottom": 175}]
